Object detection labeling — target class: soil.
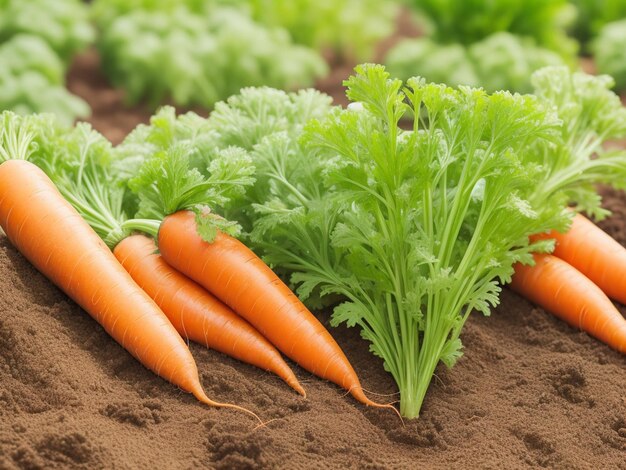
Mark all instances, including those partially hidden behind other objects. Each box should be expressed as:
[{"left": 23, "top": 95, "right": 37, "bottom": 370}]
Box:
[
  {"left": 2, "top": 19, "right": 626, "bottom": 470},
  {"left": 2, "top": 205, "right": 626, "bottom": 470}
]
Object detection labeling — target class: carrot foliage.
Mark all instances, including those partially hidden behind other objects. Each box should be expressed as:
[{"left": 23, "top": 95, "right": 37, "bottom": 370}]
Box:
[
  {"left": 592, "top": 20, "right": 626, "bottom": 93},
  {"left": 206, "top": 65, "right": 566, "bottom": 417},
  {"left": 528, "top": 66, "right": 626, "bottom": 220},
  {"left": 385, "top": 33, "right": 565, "bottom": 94}
]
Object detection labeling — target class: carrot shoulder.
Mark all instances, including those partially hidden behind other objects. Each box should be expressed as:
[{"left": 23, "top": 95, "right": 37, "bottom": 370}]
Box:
[
  {"left": 113, "top": 234, "right": 306, "bottom": 396},
  {"left": 158, "top": 210, "right": 389, "bottom": 408},
  {"left": 510, "top": 253, "right": 626, "bottom": 354},
  {"left": 531, "top": 212, "right": 626, "bottom": 305},
  {"left": 0, "top": 161, "right": 238, "bottom": 409}
]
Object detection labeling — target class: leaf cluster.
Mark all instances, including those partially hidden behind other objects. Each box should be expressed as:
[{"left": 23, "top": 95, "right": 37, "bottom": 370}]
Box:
[
  {"left": 200, "top": 64, "right": 626, "bottom": 417},
  {"left": 207, "top": 65, "right": 568, "bottom": 416},
  {"left": 113, "top": 106, "right": 257, "bottom": 237},
  {"left": 0, "top": 0, "right": 93, "bottom": 124},
  {"left": 243, "top": 0, "right": 398, "bottom": 61},
  {"left": 528, "top": 66, "right": 626, "bottom": 219},
  {"left": 92, "top": 0, "right": 397, "bottom": 61}
]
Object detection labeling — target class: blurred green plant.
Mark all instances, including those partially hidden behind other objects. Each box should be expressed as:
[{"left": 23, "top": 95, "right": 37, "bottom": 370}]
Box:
[
  {"left": 0, "top": 0, "right": 93, "bottom": 122},
  {"left": 0, "top": 0, "right": 94, "bottom": 63},
  {"left": 92, "top": 0, "right": 396, "bottom": 61},
  {"left": 592, "top": 19, "right": 626, "bottom": 92},
  {"left": 241, "top": 0, "right": 398, "bottom": 61},
  {"left": 386, "top": 33, "right": 566, "bottom": 93},
  {"left": 0, "top": 35, "right": 90, "bottom": 124},
  {"left": 569, "top": 0, "right": 626, "bottom": 45},
  {"left": 97, "top": 5, "right": 327, "bottom": 109},
  {"left": 407, "top": 0, "right": 577, "bottom": 59}
]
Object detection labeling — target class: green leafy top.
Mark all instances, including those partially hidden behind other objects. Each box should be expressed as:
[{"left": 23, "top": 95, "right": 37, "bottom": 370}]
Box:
[
  {"left": 215, "top": 64, "right": 569, "bottom": 418},
  {"left": 243, "top": 0, "right": 398, "bottom": 61},
  {"left": 128, "top": 143, "right": 254, "bottom": 223},
  {"left": 113, "top": 106, "right": 217, "bottom": 183},
  {"left": 122, "top": 113, "right": 256, "bottom": 241},
  {"left": 569, "top": 0, "right": 626, "bottom": 45},
  {"left": 91, "top": 0, "right": 396, "bottom": 61},
  {"left": 528, "top": 66, "right": 626, "bottom": 219},
  {"left": 111, "top": 105, "right": 256, "bottom": 234},
  {"left": 0, "top": 111, "right": 64, "bottom": 163},
  {"left": 10, "top": 110, "right": 254, "bottom": 248},
  {"left": 208, "top": 87, "right": 333, "bottom": 150},
  {"left": 592, "top": 19, "right": 626, "bottom": 93}
]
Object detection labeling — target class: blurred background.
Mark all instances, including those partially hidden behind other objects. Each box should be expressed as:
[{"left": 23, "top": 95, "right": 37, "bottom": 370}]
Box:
[{"left": 1, "top": 0, "right": 625, "bottom": 143}]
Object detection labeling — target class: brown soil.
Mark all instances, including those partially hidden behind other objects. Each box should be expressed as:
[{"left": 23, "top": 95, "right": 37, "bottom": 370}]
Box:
[
  {"left": 2, "top": 19, "right": 626, "bottom": 470},
  {"left": 1, "top": 203, "right": 625, "bottom": 470}
]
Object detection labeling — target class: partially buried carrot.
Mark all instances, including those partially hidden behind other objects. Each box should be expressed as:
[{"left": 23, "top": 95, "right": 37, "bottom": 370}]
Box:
[
  {"left": 531, "top": 212, "right": 626, "bottom": 305},
  {"left": 0, "top": 117, "right": 256, "bottom": 417},
  {"left": 158, "top": 210, "right": 394, "bottom": 409},
  {"left": 113, "top": 234, "right": 306, "bottom": 396},
  {"left": 510, "top": 253, "right": 626, "bottom": 354}
]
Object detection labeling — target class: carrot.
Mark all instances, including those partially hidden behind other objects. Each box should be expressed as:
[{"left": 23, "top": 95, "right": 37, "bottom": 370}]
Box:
[
  {"left": 158, "top": 210, "right": 392, "bottom": 409},
  {"left": 531, "top": 212, "right": 626, "bottom": 305},
  {"left": 0, "top": 160, "right": 255, "bottom": 415},
  {"left": 510, "top": 253, "right": 626, "bottom": 354},
  {"left": 113, "top": 234, "right": 306, "bottom": 396}
]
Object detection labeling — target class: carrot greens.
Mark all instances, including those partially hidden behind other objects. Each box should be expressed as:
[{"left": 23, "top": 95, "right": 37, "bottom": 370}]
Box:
[
  {"left": 528, "top": 66, "right": 626, "bottom": 220},
  {"left": 32, "top": 118, "right": 253, "bottom": 250},
  {"left": 211, "top": 64, "right": 567, "bottom": 417}
]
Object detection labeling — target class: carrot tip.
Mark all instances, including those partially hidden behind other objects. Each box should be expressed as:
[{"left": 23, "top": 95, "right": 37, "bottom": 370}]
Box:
[
  {"left": 193, "top": 389, "right": 264, "bottom": 425},
  {"left": 349, "top": 387, "right": 403, "bottom": 422},
  {"left": 293, "top": 383, "right": 307, "bottom": 398}
]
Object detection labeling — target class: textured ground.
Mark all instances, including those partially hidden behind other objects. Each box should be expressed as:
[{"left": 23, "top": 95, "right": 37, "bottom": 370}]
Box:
[{"left": 1, "top": 215, "right": 625, "bottom": 469}]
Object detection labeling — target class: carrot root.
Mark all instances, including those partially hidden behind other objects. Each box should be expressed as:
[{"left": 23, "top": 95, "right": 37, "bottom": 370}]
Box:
[
  {"left": 113, "top": 234, "right": 306, "bottom": 397},
  {"left": 0, "top": 161, "right": 215, "bottom": 405},
  {"left": 531, "top": 212, "right": 626, "bottom": 305},
  {"left": 511, "top": 253, "right": 626, "bottom": 354},
  {"left": 192, "top": 386, "right": 263, "bottom": 425},
  {"left": 158, "top": 211, "right": 392, "bottom": 410}
]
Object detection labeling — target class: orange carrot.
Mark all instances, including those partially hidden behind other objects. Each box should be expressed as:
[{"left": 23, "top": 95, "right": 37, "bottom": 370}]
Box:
[
  {"left": 113, "top": 234, "right": 306, "bottom": 396},
  {"left": 510, "top": 253, "right": 626, "bottom": 354},
  {"left": 158, "top": 210, "right": 391, "bottom": 409},
  {"left": 531, "top": 212, "right": 626, "bottom": 305},
  {"left": 0, "top": 160, "right": 254, "bottom": 415}
]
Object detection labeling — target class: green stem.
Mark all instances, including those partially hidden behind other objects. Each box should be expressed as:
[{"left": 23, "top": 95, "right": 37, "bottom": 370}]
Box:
[
  {"left": 399, "top": 343, "right": 442, "bottom": 419},
  {"left": 121, "top": 218, "right": 162, "bottom": 239}
]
